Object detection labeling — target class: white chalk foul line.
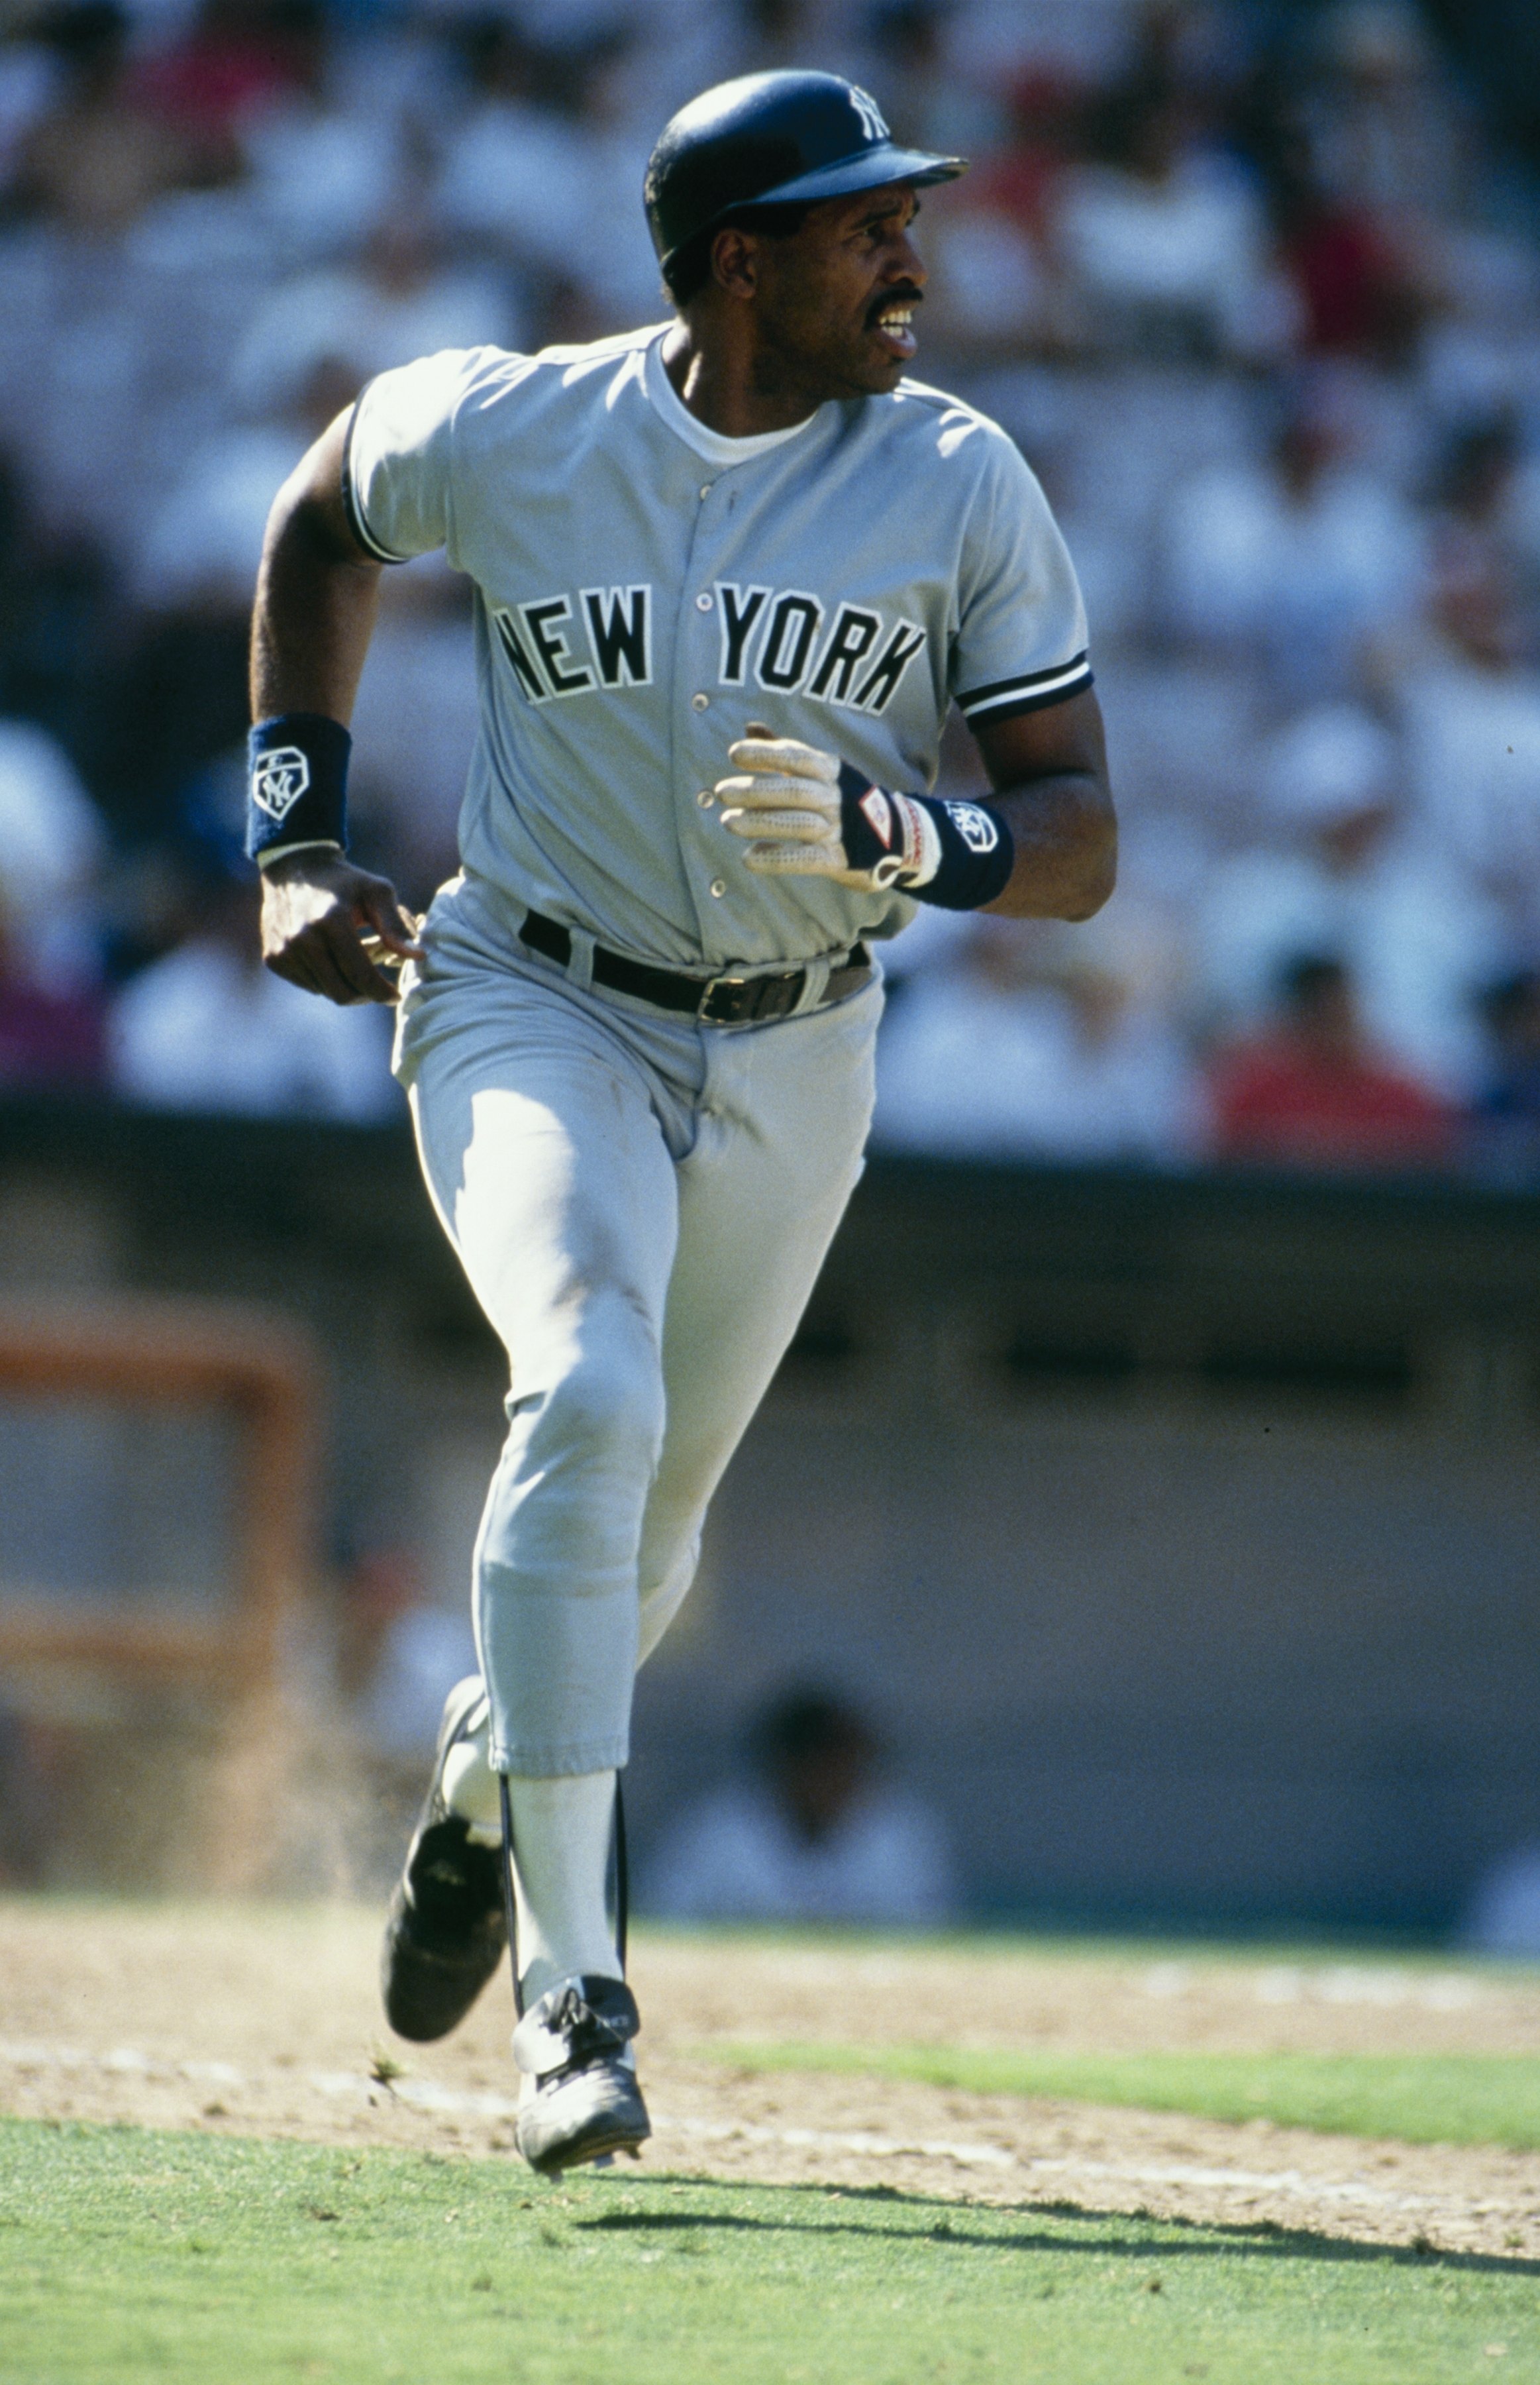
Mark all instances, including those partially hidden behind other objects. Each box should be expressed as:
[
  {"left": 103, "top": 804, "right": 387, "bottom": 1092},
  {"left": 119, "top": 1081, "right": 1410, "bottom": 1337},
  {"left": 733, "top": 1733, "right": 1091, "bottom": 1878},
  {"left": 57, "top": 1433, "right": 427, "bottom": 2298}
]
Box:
[
  {"left": 0, "top": 2039, "right": 1492, "bottom": 2215},
  {"left": 306, "top": 2069, "right": 523, "bottom": 2120},
  {"left": 650, "top": 2113, "right": 1016, "bottom": 2171},
  {"left": 643, "top": 2114, "right": 1447, "bottom": 2209},
  {"left": 0, "top": 2040, "right": 243, "bottom": 2088},
  {"left": 1017, "top": 2154, "right": 1435, "bottom": 2211}
]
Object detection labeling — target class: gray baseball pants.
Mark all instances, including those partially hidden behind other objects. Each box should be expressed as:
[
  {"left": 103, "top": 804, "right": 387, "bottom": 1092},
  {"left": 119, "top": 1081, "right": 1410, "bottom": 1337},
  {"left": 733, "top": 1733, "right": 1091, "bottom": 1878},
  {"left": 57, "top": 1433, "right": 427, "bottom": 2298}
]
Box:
[{"left": 395, "top": 880, "right": 881, "bottom": 1777}]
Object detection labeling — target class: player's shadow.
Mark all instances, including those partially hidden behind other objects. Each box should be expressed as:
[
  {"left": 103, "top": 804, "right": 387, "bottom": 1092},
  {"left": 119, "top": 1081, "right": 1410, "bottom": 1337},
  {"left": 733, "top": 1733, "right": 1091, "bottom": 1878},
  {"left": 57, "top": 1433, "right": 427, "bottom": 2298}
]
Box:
[{"left": 575, "top": 2178, "right": 1540, "bottom": 2276}]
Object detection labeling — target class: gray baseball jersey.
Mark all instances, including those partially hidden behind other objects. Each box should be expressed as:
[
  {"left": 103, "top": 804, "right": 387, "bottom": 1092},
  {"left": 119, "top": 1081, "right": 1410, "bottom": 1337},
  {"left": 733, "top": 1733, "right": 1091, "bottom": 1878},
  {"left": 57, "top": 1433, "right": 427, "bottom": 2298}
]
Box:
[{"left": 345, "top": 323, "right": 1091, "bottom": 971}]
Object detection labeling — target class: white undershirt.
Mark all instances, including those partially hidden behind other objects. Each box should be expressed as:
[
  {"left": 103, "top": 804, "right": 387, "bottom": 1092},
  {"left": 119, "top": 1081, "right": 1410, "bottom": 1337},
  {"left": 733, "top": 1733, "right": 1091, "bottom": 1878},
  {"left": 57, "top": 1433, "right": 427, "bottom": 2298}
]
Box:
[{"left": 645, "top": 332, "right": 818, "bottom": 466}]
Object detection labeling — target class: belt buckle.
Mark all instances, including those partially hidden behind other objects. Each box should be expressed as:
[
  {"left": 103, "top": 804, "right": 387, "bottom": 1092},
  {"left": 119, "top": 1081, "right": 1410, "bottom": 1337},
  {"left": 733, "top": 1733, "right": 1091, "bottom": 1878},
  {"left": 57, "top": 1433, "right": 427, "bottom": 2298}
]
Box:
[
  {"left": 699, "top": 973, "right": 751, "bottom": 1024},
  {"left": 699, "top": 971, "right": 802, "bottom": 1025}
]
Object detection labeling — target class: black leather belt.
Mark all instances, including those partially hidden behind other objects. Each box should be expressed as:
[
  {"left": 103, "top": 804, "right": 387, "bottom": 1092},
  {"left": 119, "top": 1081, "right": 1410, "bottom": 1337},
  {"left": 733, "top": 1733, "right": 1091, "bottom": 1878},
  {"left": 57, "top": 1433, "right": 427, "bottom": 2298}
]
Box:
[{"left": 519, "top": 909, "right": 871, "bottom": 1026}]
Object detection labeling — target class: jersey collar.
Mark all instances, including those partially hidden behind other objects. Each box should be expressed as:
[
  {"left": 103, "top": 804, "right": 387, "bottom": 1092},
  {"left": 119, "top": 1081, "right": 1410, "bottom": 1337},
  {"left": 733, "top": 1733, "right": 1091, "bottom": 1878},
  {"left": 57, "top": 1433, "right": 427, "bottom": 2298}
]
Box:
[{"left": 644, "top": 332, "right": 819, "bottom": 467}]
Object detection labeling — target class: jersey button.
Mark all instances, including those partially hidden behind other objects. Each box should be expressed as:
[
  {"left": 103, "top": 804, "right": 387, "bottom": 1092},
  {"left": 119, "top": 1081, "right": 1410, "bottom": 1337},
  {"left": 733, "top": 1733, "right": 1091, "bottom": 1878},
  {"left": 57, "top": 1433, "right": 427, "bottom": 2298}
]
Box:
[
  {"left": 709, "top": 877, "right": 727, "bottom": 898},
  {"left": 699, "top": 484, "right": 713, "bottom": 502},
  {"left": 691, "top": 692, "right": 709, "bottom": 711},
  {"left": 695, "top": 593, "right": 712, "bottom": 612},
  {"left": 696, "top": 789, "right": 714, "bottom": 807}
]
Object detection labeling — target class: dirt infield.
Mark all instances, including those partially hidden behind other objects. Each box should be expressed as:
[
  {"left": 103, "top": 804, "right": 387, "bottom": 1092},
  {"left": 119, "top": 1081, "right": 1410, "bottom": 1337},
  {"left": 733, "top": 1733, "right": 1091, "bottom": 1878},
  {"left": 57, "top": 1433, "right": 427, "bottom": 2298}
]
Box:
[{"left": 3, "top": 1899, "right": 1539, "bottom": 2257}]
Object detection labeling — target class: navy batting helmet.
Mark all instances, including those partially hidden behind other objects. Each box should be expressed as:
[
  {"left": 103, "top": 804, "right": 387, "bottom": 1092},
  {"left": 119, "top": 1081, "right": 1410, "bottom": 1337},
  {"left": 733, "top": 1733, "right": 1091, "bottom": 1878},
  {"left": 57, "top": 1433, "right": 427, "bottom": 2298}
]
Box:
[{"left": 644, "top": 71, "right": 966, "bottom": 277}]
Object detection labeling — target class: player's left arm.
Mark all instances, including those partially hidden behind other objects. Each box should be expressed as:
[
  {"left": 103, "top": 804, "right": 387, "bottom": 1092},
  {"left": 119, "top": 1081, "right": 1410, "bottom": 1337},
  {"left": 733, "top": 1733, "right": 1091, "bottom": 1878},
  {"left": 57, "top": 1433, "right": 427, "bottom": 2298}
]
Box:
[
  {"left": 716, "top": 687, "right": 1115, "bottom": 923},
  {"left": 969, "top": 684, "right": 1115, "bottom": 921}
]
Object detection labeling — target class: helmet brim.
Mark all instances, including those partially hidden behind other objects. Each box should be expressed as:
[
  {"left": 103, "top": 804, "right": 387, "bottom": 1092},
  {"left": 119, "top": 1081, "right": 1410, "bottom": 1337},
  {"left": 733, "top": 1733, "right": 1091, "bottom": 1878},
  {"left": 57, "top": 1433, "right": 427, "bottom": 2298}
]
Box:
[{"left": 662, "top": 142, "right": 966, "bottom": 268}]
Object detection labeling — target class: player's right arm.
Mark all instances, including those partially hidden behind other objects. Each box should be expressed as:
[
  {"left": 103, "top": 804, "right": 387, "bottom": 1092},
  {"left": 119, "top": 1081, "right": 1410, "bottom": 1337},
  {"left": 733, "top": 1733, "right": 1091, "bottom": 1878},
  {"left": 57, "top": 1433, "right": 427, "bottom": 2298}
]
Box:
[{"left": 252, "top": 409, "right": 425, "bottom": 1006}]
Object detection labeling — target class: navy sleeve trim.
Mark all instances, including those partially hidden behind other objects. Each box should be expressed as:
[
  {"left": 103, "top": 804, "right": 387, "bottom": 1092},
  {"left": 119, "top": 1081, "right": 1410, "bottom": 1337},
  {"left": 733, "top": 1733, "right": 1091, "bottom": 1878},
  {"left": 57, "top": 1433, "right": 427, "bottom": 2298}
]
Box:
[
  {"left": 340, "top": 390, "right": 409, "bottom": 566},
  {"left": 962, "top": 667, "right": 1096, "bottom": 727},
  {"left": 956, "top": 651, "right": 1091, "bottom": 717}
]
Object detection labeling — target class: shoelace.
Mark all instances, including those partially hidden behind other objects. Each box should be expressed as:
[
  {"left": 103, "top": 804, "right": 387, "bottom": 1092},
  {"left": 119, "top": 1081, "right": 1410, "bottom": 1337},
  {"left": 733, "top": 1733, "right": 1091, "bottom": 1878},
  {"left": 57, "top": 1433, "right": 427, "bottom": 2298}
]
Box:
[{"left": 550, "top": 1986, "right": 626, "bottom": 2066}]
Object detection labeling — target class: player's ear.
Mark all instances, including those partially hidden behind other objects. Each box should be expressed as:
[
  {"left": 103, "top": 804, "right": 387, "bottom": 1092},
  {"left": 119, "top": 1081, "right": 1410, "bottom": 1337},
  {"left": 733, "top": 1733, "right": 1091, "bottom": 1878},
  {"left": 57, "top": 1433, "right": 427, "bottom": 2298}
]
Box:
[{"left": 711, "top": 226, "right": 759, "bottom": 301}]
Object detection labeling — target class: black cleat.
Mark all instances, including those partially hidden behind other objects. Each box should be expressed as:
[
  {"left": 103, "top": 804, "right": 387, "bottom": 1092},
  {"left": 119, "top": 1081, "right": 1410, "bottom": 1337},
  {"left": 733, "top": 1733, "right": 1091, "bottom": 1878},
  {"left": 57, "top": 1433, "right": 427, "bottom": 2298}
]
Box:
[
  {"left": 381, "top": 1677, "right": 507, "bottom": 2042},
  {"left": 512, "top": 1976, "right": 651, "bottom": 2176}
]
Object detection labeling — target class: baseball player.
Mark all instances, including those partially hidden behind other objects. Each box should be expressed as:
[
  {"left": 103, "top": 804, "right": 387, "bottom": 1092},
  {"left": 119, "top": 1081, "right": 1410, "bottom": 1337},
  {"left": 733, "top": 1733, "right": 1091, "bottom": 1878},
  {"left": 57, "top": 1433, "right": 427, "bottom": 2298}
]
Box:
[{"left": 250, "top": 70, "right": 1115, "bottom": 2176}]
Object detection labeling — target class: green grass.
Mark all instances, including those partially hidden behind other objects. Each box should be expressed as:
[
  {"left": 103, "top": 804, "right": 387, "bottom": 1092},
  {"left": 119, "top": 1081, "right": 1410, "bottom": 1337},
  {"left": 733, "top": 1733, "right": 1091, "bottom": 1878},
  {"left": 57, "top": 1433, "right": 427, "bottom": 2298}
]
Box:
[
  {"left": 0, "top": 2120, "right": 1537, "bottom": 2385},
  {"left": 701, "top": 2044, "right": 1540, "bottom": 2151}
]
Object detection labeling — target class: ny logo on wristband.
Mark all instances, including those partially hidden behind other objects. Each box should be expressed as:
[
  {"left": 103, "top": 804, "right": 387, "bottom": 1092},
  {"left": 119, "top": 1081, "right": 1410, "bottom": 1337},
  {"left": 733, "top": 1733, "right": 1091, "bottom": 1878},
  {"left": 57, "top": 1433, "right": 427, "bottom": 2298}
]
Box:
[
  {"left": 252, "top": 747, "right": 312, "bottom": 820},
  {"left": 945, "top": 801, "right": 1000, "bottom": 854}
]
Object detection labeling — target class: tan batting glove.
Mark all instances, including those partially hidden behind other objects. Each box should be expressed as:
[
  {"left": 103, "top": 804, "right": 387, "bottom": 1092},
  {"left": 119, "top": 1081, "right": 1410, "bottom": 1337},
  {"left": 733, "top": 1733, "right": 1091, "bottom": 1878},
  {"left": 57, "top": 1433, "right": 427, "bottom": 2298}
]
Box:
[{"left": 715, "top": 729, "right": 941, "bottom": 892}]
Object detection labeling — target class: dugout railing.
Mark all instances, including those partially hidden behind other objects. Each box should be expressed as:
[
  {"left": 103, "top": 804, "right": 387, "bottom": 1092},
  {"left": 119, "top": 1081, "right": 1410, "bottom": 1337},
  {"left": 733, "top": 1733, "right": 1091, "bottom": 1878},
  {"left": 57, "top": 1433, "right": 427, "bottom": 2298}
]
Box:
[{"left": 0, "top": 1293, "right": 317, "bottom": 1889}]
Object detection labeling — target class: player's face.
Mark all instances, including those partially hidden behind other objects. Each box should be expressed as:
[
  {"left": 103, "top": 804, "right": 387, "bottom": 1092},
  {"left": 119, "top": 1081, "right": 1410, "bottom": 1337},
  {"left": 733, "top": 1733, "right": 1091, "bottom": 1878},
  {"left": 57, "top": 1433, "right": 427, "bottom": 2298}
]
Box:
[{"left": 752, "top": 184, "right": 927, "bottom": 400}]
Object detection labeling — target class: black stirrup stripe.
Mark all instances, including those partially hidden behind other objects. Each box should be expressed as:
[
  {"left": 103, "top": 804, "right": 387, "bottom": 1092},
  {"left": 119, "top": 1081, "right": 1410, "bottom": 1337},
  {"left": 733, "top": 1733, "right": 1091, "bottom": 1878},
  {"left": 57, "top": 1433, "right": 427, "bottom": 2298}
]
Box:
[{"left": 612, "top": 1774, "right": 629, "bottom": 1976}]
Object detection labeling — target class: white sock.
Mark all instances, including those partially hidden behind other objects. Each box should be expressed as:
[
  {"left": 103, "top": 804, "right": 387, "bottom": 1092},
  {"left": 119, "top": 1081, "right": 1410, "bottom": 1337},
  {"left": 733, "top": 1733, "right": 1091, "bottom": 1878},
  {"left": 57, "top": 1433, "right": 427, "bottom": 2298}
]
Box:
[
  {"left": 503, "top": 1770, "right": 620, "bottom": 2013},
  {"left": 440, "top": 1709, "right": 502, "bottom": 1844}
]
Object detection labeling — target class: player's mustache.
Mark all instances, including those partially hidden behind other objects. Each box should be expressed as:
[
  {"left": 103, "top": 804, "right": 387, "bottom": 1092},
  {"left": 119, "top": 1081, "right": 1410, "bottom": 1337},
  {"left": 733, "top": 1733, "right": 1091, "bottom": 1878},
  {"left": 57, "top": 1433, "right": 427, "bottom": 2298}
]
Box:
[{"left": 866, "top": 284, "right": 924, "bottom": 327}]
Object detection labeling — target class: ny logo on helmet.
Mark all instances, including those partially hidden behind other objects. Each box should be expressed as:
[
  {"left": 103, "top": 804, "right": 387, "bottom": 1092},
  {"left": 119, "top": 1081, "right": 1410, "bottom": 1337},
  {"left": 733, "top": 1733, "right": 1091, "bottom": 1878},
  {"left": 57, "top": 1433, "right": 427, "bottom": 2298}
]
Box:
[
  {"left": 252, "top": 747, "right": 312, "bottom": 820},
  {"left": 848, "top": 87, "right": 889, "bottom": 144}
]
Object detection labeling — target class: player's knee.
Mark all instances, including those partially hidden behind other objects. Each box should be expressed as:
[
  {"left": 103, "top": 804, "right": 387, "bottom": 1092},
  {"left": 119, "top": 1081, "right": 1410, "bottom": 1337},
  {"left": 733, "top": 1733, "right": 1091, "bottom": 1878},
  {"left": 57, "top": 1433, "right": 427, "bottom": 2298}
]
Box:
[
  {"left": 544, "top": 1308, "right": 666, "bottom": 1475},
  {"left": 481, "top": 1325, "right": 665, "bottom": 1589}
]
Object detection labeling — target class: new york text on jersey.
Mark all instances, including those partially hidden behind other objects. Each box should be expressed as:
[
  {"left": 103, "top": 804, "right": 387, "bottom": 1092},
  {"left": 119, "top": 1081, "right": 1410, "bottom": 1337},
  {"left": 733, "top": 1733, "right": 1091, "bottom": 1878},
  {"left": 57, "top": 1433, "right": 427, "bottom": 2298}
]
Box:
[{"left": 492, "top": 582, "right": 928, "bottom": 715}]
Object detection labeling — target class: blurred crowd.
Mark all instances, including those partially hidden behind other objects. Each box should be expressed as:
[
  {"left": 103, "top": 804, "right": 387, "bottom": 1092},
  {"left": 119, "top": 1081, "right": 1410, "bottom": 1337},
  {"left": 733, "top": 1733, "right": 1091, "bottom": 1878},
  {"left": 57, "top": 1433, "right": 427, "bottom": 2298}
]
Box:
[
  {"left": 642, "top": 1684, "right": 958, "bottom": 1926},
  {"left": 0, "top": 0, "right": 1539, "bottom": 1177}
]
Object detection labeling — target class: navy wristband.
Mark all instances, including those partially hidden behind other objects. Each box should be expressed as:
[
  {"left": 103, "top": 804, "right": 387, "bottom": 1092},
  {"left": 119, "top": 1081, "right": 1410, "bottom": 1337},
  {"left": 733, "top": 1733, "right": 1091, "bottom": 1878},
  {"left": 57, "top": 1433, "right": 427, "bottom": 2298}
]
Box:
[
  {"left": 245, "top": 713, "right": 351, "bottom": 862},
  {"left": 836, "top": 763, "right": 1015, "bottom": 910}
]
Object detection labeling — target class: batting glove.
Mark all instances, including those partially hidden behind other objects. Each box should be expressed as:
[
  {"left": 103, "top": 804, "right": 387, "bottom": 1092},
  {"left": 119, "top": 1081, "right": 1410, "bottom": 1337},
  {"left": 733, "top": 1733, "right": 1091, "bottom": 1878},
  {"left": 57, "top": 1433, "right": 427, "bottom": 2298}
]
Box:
[{"left": 715, "top": 731, "right": 1015, "bottom": 910}]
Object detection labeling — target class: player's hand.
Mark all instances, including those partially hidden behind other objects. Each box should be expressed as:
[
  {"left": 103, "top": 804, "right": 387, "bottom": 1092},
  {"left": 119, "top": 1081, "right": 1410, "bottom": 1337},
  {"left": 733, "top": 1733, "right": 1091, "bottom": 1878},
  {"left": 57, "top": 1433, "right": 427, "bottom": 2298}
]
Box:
[
  {"left": 715, "top": 726, "right": 933, "bottom": 892},
  {"left": 259, "top": 851, "right": 425, "bottom": 1006},
  {"left": 715, "top": 728, "right": 844, "bottom": 873}
]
